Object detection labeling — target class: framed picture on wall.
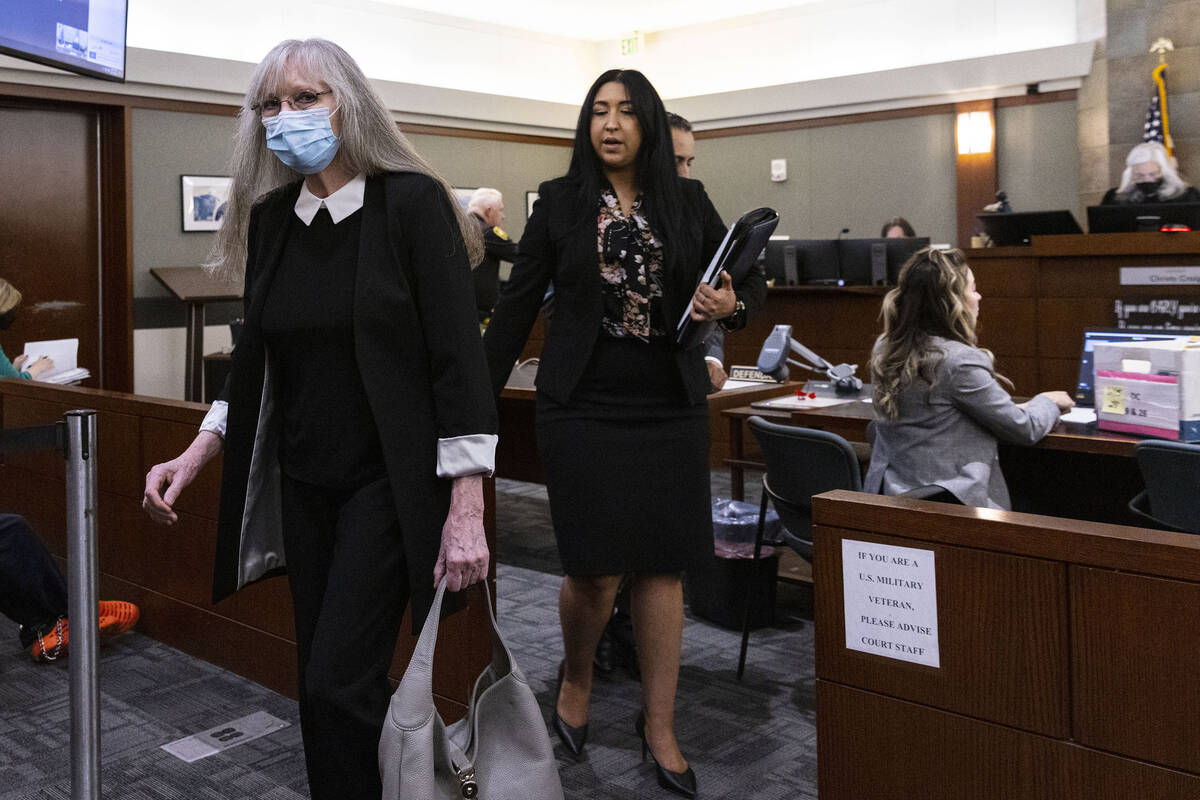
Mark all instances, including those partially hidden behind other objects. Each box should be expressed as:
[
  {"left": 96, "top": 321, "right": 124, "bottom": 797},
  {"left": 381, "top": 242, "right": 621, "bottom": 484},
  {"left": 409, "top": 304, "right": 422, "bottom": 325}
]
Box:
[
  {"left": 181, "top": 175, "right": 232, "bottom": 232},
  {"left": 452, "top": 187, "right": 477, "bottom": 212},
  {"left": 526, "top": 191, "right": 538, "bottom": 219}
]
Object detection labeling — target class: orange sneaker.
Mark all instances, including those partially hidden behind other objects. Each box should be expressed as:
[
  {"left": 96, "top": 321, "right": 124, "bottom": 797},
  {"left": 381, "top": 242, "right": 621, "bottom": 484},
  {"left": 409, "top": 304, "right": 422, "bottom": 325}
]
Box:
[
  {"left": 98, "top": 601, "right": 140, "bottom": 640},
  {"left": 30, "top": 618, "right": 68, "bottom": 663}
]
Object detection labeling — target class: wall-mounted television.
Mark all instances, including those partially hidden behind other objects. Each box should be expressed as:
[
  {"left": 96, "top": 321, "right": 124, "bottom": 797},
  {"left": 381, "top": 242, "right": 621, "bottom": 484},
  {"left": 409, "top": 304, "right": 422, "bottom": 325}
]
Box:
[{"left": 0, "top": 1, "right": 128, "bottom": 83}]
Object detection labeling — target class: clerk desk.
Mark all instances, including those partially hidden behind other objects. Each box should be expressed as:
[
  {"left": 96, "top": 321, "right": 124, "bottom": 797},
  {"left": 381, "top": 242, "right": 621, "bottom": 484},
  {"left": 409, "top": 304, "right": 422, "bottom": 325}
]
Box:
[{"left": 723, "top": 397, "right": 1145, "bottom": 525}]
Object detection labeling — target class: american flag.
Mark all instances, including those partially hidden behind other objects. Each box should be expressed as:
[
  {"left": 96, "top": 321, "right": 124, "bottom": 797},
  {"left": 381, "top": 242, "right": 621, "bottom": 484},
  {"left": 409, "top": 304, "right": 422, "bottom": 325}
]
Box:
[
  {"left": 1143, "top": 63, "right": 1173, "bottom": 154},
  {"left": 1143, "top": 91, "right": 1164, "bottom": 145}
]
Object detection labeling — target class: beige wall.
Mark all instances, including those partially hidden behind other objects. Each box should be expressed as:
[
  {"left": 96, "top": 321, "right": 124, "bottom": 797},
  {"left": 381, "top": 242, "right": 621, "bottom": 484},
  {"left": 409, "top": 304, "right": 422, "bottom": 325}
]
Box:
[
  {"left": 998, "top": 99, "right": 1082, "bottom": 219},
  {"left": 403, "top": 133, "right": 571, "bottom": 245},
  {"left": 697, "top": 115, "right": 957, "bottom": 244},
  {"left": 132, "top": 109, "right": 238, "bottom": 298}
]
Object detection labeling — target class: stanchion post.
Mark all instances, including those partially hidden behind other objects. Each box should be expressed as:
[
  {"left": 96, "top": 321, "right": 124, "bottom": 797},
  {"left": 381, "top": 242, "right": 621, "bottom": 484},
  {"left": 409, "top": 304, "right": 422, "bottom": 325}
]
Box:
[{"left": 64, "top": 410, "right": 99, "bottom": 800}]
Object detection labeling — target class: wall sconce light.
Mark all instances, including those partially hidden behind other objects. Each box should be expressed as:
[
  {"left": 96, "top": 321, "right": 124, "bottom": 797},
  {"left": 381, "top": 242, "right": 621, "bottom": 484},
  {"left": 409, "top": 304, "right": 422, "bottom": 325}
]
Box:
[{"left": 956, "top": 110, "right": 994, "bottom": 155}]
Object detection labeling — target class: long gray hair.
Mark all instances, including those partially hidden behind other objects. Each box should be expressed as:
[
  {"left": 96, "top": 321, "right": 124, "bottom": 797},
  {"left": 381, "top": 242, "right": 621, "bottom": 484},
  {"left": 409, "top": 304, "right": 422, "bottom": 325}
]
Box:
[
  {"left": 207, "top": 38, "right": 482, "bottom": 280},
  {"left": 1113, "top": 141, "right": 1190, "bottom": 201}
]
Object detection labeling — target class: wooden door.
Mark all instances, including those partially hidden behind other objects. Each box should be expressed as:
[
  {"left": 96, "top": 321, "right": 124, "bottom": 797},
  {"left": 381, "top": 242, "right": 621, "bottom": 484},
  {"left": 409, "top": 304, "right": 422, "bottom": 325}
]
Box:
[{"left": 0, "top": 101, "right": 100, "bottom": 384}]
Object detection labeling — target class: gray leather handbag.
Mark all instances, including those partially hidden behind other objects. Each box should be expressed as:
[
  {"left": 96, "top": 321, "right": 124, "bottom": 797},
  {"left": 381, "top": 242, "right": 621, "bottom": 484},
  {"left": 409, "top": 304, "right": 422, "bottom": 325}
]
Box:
[{"left": 379, "top": 579, "right": 564, "bottom": 800}]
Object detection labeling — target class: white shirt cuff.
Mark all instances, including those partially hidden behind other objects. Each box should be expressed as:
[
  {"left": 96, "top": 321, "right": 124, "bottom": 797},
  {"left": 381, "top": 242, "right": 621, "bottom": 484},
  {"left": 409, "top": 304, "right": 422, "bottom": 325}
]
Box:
[
  {"left": 199, "top": 400, "right": 228, "bottom": 439},
  {"left": 705, "top": 356, "right": 723, "bottom": 365},
  {"left": 437, "top": 433, "right": 497, "bottom": 478}
]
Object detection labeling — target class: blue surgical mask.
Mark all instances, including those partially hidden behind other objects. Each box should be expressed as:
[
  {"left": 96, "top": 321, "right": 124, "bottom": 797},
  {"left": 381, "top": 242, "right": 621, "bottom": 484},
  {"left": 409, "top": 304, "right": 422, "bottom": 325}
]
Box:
[{"left": 262, "top": 107, "right": 340, "bottom": 174}]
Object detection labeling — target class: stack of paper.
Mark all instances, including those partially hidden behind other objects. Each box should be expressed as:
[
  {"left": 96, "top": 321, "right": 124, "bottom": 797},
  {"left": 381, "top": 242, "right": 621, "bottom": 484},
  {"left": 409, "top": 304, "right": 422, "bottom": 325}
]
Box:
[{"left": 22, "top": 338, "right": 91, "bottom": 384}]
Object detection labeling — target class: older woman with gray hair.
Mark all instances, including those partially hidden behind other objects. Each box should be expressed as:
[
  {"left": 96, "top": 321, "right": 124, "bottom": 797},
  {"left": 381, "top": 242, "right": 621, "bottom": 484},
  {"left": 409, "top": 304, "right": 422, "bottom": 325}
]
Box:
[
  {"left": 1102, "top": 141, "right": 1200, "bottom": 204},
  {"left": 141, "top": 38, "right": 496, "bottom": 799}
]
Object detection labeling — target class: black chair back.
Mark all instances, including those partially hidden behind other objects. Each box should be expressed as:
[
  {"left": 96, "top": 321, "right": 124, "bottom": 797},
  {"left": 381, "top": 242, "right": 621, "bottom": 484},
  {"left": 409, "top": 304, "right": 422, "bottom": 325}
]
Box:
[
  {"left": 1134, "top": 439, "right": 1200, "bottom": 534},
  {"left": 748, "top": 415, "right": 863, "bottom": 548}
]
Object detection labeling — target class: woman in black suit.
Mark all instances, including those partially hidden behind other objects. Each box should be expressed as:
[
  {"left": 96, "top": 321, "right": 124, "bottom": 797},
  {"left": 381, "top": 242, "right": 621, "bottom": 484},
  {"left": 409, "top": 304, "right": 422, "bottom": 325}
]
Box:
[
  {"left": 141, "top": 39, "right": 496, "bottom": 800},
  {"left": 484, "top": 69, "right": 765, "bottom": 798}
]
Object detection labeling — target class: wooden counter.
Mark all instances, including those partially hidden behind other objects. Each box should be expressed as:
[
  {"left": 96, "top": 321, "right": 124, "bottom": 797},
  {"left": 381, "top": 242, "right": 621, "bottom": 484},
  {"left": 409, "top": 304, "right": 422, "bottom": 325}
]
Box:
[
  {"left": 814, "top": 491, "right": 1200, "bottom": 798},
  {"left": 0, "top": 379, "right": 494, "bottom": 719}
]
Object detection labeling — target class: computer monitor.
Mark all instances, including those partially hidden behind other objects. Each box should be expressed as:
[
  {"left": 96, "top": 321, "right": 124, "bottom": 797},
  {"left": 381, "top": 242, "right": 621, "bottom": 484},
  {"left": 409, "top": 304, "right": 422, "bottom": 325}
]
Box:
[
  {"left": 1074, "top": 328, "right": 1200, "bottom": 407},
  {"left": 1087, "top": 203, "right": 1200, "bottom": 233},
  {"left": 976, "top": 210, "right": 1082, "bottom": 246},
  {"left": 836, "top": 237, "right": 931, "bottom": 286},
  {"left": 763, "top": 239, "right": 840, "bottom": 286},
  {"left": 0, "top": 1, "right": 128, "bottom": 82}
]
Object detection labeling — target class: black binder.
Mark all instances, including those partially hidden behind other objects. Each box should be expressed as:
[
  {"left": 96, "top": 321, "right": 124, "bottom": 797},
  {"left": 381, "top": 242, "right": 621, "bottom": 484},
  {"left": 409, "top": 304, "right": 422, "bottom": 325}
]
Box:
[{"left": 676, "top": 207, "right": 779, "bottom": 349}]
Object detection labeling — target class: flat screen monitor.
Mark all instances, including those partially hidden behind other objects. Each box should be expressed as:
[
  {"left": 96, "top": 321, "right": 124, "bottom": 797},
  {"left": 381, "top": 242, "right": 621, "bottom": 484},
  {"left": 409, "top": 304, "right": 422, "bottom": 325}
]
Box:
[
  {"left": 1087, "top": 203, "right": 1200, "bottom": 234},
  {"left": 1074, "top": 327, "right": 1200, "bottom": 407},
  {"left": 0, "top": 1, "right": 128, "bottom": 82},
  {"left": 837, "top": 237, "right": 930, "bottom": 286},
  {"left": 763, "top": 239, "right": 840, "bottom": 286},
  {"left": 976, "top": 210, "right": 1082, "bottom": 246}
]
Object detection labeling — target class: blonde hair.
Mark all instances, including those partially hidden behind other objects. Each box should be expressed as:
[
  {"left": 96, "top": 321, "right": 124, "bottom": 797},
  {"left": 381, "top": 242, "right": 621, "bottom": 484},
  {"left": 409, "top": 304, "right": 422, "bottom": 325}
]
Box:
[
  {"left": 871, "top": 247, "right": 1006, "bottom": 419},
  {"left": 207, "top": 38, "right": 481, "bottom": 280}
]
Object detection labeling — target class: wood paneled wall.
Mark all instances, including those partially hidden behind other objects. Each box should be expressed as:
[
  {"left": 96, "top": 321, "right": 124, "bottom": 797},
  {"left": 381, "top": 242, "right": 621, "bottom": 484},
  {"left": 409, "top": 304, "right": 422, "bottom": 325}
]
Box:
[
  {"left": 0, "top": 379, "right": 495, "bottom": 718},
  {"left": 814, "top": 491, "right": 1200, "bottom": 798}
]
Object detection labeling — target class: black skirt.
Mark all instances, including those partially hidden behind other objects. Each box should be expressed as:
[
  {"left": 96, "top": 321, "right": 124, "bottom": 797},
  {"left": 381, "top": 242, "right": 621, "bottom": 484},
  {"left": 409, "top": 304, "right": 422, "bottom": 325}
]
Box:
[{"left": 536, "top": 335, "right": 712, "bottom": 575}]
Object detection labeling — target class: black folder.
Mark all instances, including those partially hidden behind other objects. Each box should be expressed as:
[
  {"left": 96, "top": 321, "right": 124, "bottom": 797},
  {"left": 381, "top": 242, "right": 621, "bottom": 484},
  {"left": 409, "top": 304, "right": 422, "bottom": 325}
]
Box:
[{"left": 676, "top": 207, "right": 779, "bottom": 349}]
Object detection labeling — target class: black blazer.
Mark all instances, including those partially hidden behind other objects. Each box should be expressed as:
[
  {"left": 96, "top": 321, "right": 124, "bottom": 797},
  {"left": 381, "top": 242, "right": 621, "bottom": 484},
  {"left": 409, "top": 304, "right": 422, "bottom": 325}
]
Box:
[
  {"left": 483, "top": 176, "right": 766, "bottom": 404},
  {"left": 212, "top": 172, "right": 497, "bottom": 625}
]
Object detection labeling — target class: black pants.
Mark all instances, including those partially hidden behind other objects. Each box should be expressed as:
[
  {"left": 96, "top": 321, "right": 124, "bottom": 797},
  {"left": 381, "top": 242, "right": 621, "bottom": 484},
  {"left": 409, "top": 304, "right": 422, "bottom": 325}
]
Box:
[
  {"left": 280, "top": 474, "right": 409, "bottom": 800},
  {"left": 0, "top": 514, "right": 68, "bottom": 648}
]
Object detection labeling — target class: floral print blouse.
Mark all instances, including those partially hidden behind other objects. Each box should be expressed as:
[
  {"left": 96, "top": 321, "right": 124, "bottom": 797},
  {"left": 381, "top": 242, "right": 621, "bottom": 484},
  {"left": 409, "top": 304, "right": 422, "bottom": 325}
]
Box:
[{"left": 596, "top": 188, "right": 665, "bottom": 342}]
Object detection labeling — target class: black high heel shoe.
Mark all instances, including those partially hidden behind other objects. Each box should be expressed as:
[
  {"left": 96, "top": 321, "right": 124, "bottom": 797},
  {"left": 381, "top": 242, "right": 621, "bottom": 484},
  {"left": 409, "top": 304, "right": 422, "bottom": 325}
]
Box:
[
  {"left": 552, "top": 662, "right": 588, "bottom": 757},
  {"left": 635, "top": 711, "right": 697, "bottom": 798}
]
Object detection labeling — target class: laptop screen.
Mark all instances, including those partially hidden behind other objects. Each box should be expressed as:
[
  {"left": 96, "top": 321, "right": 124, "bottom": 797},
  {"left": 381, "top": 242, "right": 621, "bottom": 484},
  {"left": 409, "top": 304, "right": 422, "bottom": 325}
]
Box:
[{"left": 1075, "top": 328, "right": 1200, "bottom": 407}]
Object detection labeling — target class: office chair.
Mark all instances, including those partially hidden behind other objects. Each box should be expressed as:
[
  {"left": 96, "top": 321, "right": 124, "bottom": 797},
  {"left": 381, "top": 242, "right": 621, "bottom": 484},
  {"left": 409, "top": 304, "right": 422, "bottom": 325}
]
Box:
[
  {"left": 1127, "top": 439, "right": 1200, "bottom": 534},
  {"left": 736, "top": 416, "right": 863, "bottom": 678}
]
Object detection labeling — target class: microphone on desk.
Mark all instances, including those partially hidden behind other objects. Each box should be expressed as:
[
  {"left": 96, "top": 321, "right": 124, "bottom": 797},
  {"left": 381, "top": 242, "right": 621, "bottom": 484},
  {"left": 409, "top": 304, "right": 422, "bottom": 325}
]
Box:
[{"left": 834, "top": 228, "right": 850, "bottom": 286}]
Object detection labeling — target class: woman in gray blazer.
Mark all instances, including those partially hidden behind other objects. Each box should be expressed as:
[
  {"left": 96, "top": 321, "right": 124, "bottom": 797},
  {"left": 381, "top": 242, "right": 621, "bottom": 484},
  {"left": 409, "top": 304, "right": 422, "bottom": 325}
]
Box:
[{"left": 865, "top": 247, "right": 1074, "bottom": 509}]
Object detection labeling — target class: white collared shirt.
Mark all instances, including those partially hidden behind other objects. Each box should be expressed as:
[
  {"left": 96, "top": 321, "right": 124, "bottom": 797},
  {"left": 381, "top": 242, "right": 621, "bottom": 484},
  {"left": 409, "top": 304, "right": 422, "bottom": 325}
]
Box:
[
  {"left": 200, "top": 172, "right": 496, "bottom": 479},
  {"left": 293, "top": 171, "right": 366, "bottom": 225}
]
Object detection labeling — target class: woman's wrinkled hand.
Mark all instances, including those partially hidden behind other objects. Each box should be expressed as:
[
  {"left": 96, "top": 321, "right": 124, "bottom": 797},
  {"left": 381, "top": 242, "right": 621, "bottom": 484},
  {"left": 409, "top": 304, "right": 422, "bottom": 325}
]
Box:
[
  {"left": 143, "top": 431, "right": 223, "bottom": 525},
  {"left": 434, "top": 474, "right": 489, "bottom": 592}
]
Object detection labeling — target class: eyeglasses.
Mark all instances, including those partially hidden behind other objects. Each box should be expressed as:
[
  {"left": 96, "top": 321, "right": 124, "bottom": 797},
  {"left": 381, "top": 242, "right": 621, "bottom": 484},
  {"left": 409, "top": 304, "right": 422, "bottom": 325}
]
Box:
[{"left": 251, "top": 90, "right": 332, "bottom": 117}]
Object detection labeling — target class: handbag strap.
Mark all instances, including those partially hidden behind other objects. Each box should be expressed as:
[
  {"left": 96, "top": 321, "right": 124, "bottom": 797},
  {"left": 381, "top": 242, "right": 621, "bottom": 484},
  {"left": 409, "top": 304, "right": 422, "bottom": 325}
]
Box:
[{"left": 389, "top": 578, "right": 449, "bottom": 723}]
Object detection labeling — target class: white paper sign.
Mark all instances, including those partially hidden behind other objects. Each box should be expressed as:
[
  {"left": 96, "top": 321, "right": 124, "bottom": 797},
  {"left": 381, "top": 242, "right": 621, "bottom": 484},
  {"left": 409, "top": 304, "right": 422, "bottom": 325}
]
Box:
[
  {"left": 1119, "top": 266, "right": 1200, "bottom": 286},
  {"left": 842, "top": 539, "right": 939, "bottom": 668}
]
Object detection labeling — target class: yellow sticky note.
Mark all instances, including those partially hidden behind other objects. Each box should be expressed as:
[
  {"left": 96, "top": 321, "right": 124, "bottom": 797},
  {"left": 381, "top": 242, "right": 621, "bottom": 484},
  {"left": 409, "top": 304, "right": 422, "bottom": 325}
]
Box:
[{"left": 1101, "top": 384, "right": 1126, "bottom": 415}]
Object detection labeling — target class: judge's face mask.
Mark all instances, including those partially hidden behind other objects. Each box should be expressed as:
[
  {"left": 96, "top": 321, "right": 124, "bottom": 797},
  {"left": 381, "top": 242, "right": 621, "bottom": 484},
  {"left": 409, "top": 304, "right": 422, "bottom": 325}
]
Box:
[
  {"left": 262, "top": 107, "right": 340, "bottom": 175},
  {"left": 1136, "top": 178, "right": 1164, "bottom": 196}
]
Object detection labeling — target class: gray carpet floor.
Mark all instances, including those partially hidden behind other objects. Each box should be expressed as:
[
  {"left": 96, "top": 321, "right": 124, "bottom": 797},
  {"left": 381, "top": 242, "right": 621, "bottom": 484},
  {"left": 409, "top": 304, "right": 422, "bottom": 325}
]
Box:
[{"left": 0, "top": 476, "right": 818, "bottom": 799}]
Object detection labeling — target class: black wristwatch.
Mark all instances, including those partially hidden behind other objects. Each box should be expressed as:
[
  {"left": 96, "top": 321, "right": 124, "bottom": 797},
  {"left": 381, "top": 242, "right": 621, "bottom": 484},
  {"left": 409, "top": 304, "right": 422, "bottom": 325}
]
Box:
[{"left": 718, "top": 298, "right": 746, "bottom": 331}]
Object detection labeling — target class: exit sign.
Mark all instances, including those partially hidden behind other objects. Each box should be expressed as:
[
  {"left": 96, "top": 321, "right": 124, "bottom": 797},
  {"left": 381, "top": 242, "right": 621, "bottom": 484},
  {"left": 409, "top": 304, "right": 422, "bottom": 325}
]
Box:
[{"left": 620, "top": 33, "right": 642, "bottom": 56}]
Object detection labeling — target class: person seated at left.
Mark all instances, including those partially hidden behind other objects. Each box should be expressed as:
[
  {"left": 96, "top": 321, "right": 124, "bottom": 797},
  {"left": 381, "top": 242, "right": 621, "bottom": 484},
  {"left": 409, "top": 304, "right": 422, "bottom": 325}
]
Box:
[
  {"left": 0, "top": 278, "right": 54, "bottom": 380},
  {"left": 0, "top": 514, "right": 139, "bottom": 662},
  {"left": 1102, "top": 141, "right": 1200, "bottom": 205}
]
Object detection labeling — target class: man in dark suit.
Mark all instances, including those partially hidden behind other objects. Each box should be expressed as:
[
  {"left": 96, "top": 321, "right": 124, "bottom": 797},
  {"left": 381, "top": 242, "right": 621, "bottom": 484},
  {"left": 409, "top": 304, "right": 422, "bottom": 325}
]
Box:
[
  {"left": 469, "top": 187, "right": 519, "bottom": 323},
  {"left": 668, "top": 113, "right": 729, "bottom": 393}
]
